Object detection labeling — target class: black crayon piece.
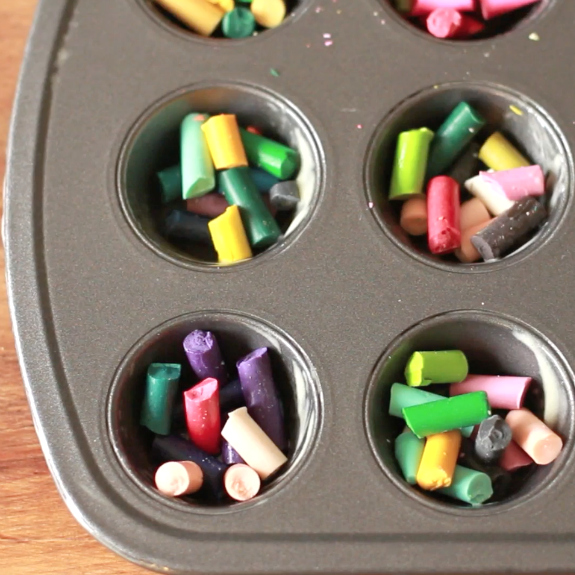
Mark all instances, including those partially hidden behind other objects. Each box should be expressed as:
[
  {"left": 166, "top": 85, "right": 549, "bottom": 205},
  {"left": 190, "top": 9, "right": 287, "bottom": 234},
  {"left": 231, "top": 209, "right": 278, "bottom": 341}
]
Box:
[
  {"left": 164, "top": 210, "right": 212, "bottom": 245},
  {"left": 219, "top": 379, "right": 245, "bottom": 414},
  {"left": 475, "top": 415, "right": 513, "bottom": 463},
  {"left": 471, "top": 197, "right": 547, "bottom": 260}
]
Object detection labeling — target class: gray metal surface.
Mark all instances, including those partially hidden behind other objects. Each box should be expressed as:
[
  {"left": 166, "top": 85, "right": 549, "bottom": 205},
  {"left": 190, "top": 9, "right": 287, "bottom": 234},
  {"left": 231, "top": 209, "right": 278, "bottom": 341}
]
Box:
[{"left": 5, "top": 0, "right": 575, "bottom": 573}]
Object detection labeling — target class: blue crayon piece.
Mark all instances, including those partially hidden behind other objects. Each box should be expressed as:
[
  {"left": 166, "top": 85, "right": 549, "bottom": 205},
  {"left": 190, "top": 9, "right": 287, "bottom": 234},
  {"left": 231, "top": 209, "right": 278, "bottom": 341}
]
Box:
[
  {"left": 217, "top": 168, "right": 279, "bottom": 194},
  {"left": 164, "top": 210, "right": 212, "bottom": 245}
]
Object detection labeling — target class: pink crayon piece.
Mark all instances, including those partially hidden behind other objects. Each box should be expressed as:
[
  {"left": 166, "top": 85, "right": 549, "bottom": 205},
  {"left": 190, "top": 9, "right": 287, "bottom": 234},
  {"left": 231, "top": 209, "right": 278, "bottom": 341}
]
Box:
[
  {"left": 427, "top": 175, "right": 461, "bottom": 255},
  {"left": 506, "top": 408, "right": 563, "bottom": 465},
  {"left": 450, "top": 375, "right": 532, "bottom": 410},
  {"left": 426, "top": 8, "right": 485, "bottom": 39},
  {"left": 410, "top": 0, "right": 475, "bottom": 17},
  {"left": 480, "top": 0, "right": 541, "bottom": 20},
  {"left": 479, "top": 165, "right": 545, "bottom": 201},
  {"left": 186, "top": 193, "right": 229, "bottom": 218},
  {"left": 499, "top": 440, "right": 533, "bottom": 471}
]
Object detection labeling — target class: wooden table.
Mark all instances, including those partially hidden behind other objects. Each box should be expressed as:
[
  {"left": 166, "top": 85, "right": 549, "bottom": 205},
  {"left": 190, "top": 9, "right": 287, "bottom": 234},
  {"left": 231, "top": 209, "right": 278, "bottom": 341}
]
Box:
[{"left": 0, "top": 1, "right": 148, "bottom": 573}]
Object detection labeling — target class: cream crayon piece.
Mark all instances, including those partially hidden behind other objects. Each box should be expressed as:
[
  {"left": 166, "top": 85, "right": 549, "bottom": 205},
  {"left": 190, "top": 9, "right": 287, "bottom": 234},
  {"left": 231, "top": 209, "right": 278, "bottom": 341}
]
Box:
[{"left": 465, "top": 173, "right": 514, "bottom": 216}]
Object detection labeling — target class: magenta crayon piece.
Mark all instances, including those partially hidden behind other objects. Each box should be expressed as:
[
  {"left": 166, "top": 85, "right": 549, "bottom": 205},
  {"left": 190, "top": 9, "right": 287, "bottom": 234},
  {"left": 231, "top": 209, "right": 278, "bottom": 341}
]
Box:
[
  {"left": 426, "top": 8, "right": 484, "bottom": 39},
  {"left": 427, "top": 176, "right": 461, "bottom": 255},
  {"left": 186, "top": 193, "right": 229, "bottom": 218},
  {"left": 237, "top": 347, "right": 286, "bottom": 451},
  {"left": 222, "top": 439, "right": 245, "bottom": 465},
  {"left": 480, "top": 166, "right": 545, "bottom": 201},
  {"left": 480, "top": 0, "right": 540, "bottom": 20},
  {"left": 409, "top": 0, "right": 475, "bottom": 17},
  {"left": 183, "top": 330, "right": 228, "bottom": 385},
  {"left": 499, "top": 440, "right": 534, "bottom": 471},
  {"left": 450, "top": 375, "right": 532, "bottom": 410}
]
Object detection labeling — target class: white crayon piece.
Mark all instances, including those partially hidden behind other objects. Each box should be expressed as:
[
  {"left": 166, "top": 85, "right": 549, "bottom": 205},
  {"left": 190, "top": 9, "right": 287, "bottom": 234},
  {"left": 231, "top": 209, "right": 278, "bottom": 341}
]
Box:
[
  {"left": 505, "top": 409, "right": 563, "bottom": 465},
  {"left": 221, "top": 407, "right": 288, "bottom": 479},
  {"left": 459, "top": 197, "right": 491, "bottom": 232},
  {"left": 480, "top": 165, "right": 545, "bottom": 201},
  {"left": 224, "top": 464, "right": 262, "bottom": 501},
  {"left": 464, "top": 173, "right": 514, "bottom": 216},
  {"left": 155, "top": 461, "right": 204, "bottom": 497}
]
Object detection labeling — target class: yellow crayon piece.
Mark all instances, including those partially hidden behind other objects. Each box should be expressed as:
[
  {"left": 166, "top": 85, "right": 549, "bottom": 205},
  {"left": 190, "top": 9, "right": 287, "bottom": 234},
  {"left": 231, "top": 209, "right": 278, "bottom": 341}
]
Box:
[
  {"left": 201, "top": 114, "right": 248, "bottom": 170},
  {"left": 416, "top": 429, "right": 462, "bottom": 491},
  {"left": 208, "top": 205, "right": 253, "bottom": 264},
  {"left": 206, "top": 0, "right": 235, "bottom": 13},
  {"left": 155, "top": 0, "right": 225, "bottom": 36},
  {"left": 251, "top": 0, "right": 286, "bottom": 28},
  {"left": 478, "top": 132, "right": 530, "bottom": 171}
]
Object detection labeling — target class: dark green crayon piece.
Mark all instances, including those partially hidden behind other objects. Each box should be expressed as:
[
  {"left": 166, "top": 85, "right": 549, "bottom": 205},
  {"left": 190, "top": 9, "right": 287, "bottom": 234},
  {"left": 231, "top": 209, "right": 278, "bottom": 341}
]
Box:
[
  {"left": 426, "top": 102, "right": 486, "bottom": 179},
  {"left": 156, "top": 164, "right": 182, "bottom": 204},
  {"left": 220, "top": 167, "right": 281, "bottom": 248},
  {"left": 403, "top": 391, "right": 490, "bottom": 438},
  {"left": 240, "top": 128, "right": 300, "bottom": 180},
  {"left": 222, "top": 7, "right": 256, "bottom": 38},
  {"left": 140, "top": 363, "right": 181, "bottom": 435}
]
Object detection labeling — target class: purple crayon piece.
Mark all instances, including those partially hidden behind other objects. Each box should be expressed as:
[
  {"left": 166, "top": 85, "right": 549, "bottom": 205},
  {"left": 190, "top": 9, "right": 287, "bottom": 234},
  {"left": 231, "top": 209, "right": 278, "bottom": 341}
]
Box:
[
  {"left": 237, "top": 347, "right": 286, "bottom": 451},
  {"left": 183, "top": 330, "right": 228, "bottom": 385},
  {"left": 222, "top": 439, "right": 245, "bottom": 465}
]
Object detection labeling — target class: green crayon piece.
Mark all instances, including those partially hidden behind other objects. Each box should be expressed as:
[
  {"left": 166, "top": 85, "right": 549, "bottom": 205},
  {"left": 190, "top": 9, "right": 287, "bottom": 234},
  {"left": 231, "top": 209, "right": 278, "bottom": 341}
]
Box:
[
  {"left": 222, "top": 7, "right": 256, "bottom": 38},
  {"left": 220, "top": 167, "right": 281, "bottom": 248},
  {"left": 389, "top": 127, "right": 434, "bottom": 201},
  {"left": 240, "top": 128, "right": 300, "bottom": 180},
  {"left": 395, "top": 430, "right": 425, "bottom": 484},
  {"left": 437, "top": 465, "right": 493, "bottom": 505},
  {"left": 426, "top": 102, "right": 486, "bottom": 179},
  {"left": 389, "top": 383, "right": 473, "bottom": 437},
  {"left": 156, "top": 164, "right": 182, "bottom": 204},
  {"left": 405, "top": 350, "right": 468, "bottom": 387},
  {"left": 403, "top": 391, "right": 490, "bottom": 438},
  {"left": 140, "top": 363, "right": 181, "bottom": 435},
  {"left": 180, "top": 113, "right": 215, "bottom": 199}
]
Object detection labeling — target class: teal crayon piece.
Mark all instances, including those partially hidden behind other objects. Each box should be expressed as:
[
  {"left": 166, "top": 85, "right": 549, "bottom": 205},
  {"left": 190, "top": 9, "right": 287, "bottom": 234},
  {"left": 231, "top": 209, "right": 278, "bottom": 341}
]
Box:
[
  {"left": 220, "top": 167, "right": 281, "bottom": 248},
  {"left": 437, "top": 465, "right": 493, "bottom": 505},
  {"left": 156, "top": 164, "right": 182, "bottom": 204},
  {"left": 240, "top": 128, "right": 300, "bottom": 180},
  {"left": 403, "top": 391, "right": 490, "bottom": 438},
  {"left": 140, "top": 363, "right": 181, "bottom": 435},
  {"left": 426, "top": 102, "right": 486, "bottom": 179},
  {"left": 217, "top": 168, "right": 280, "bottom": 194},
  {"left": 222, "top": 7, "right": 256, "bottom": 38},
  {"left": 395, "top": 430, "right": 425, "bottom": 484},
  {"left": 405, "top": 350, "right": 468, "bottom": 387},
  {"left": 180, "top": 113, "right": 215, "bottom": 199},
  {"left": 389, "top": 383, "right": 473, "bottom": 437}
]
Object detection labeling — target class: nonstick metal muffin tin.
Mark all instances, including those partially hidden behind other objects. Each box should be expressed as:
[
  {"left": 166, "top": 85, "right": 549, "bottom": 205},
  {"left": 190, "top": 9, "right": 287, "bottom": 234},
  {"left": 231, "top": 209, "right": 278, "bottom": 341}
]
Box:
[{"left": 5, "top": 0, "right": 575, "bottom": 573}]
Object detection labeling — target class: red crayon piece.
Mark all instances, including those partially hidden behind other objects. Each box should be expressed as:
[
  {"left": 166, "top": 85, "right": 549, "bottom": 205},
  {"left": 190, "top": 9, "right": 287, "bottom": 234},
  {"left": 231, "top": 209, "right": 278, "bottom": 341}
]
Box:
[
  {"left": 426, "top": 8, "right": 484, "bottom": 39},
  {"left": 427, "top": 176, "right": 461, "bottom": 254},
  {"left": 499, "top": 440, "right": 533, "bottom": 471},
  {"left": 186, "top": 193, "right": 229, "bottom": 218},
  {"left": 184, "top": 378, "right": 221, "bottom": 455},
  {"left": 246, "top": 126, "right": 263, "bottom": 136}
]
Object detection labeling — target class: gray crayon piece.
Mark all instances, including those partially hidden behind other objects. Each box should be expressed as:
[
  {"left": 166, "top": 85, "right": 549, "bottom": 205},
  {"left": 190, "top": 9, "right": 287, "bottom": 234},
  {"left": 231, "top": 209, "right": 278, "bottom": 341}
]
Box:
[
  {"left": 269, "top": 181, "right": 300, "bottom": 211},
  {"left": 183, "top": 330, "right": 228, "bottom": 385},
  {"left": 474, "top": 415, "right": 513, "bottom": 464},
  {"left": 470, "top": 197, "right": 547, "bottom": 260}
]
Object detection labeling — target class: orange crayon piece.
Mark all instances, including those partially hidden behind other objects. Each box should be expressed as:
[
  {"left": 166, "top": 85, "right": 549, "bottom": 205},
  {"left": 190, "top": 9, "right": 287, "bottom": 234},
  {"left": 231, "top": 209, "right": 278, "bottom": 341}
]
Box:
[
  {"left": 202, "top": 114, "right": 248, "bottom": 170},
  {"left": 416, "top": 429, "right": 461, "bottom": 490}
]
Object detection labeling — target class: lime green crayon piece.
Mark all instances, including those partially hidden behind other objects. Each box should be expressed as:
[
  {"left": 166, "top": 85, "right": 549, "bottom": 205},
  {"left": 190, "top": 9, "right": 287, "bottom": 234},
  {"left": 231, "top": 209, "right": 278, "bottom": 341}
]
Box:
[
  {"left": 222, "top": 7, "right": 256, "bottom": 38},
  {"left": 240, "top": 128, "right": 300, "bottom": 180},
  {"left": 389, "top": 383, "right": 473, "bottom": 437},
  {"left": 403, "top": 391, "right": 490, "bottom": 439},
  {"left": 156, "top": 164, "right": 182, "bottom": 204},
  {"left": 437, "top": 465, "right": 493, "bottom": 505},
  {"left": 220, "top": 167, "right": 281, "bottom": 248},
  {"left": 395, "top": 430, "right": 425, "bottom": 484},
  {"left": 180, "top": 113, "right": 215, "bottom": 199},
  {"left": 426, "top": 102, "right": 486, "bottom": 179},
  {"left": 389, "top": 127, "right": 434, "bottom": 201},
  {"left": 405, "top": 350, "right": 468, "bottom": 387},
  {"left": 140, "top": 363, "right": 181, "bottom": 435}
]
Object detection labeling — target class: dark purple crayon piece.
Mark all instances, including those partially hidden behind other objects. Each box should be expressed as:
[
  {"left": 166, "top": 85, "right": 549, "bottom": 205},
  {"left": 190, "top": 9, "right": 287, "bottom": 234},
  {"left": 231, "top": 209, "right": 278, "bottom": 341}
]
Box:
[
  {"left": 171, "top": 401, "right": 186, "bottom": 433},
  {"left": 237, "top": 347, "right": 286, "bottom": 450},
  {"left": 219, "top": 379, "right": 245, "bottom": 413},
  {"left": 151, "top": 435, "right": 227, "bottom": 500},
  {"left": 183, "top": 330, "right": 228, "bottom": 385},
  {"left": 222, "top": 439, "right": 245, "bottom": 465},
  {"left": 470, "top": 197, "right": 547, "bottom": 261}
]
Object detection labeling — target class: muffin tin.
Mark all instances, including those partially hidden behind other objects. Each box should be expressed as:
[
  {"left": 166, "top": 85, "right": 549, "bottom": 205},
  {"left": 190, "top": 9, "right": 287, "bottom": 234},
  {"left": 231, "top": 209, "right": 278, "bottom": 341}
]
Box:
[{"left": 5, "top": 0, "right": 575, "bottom": 573}]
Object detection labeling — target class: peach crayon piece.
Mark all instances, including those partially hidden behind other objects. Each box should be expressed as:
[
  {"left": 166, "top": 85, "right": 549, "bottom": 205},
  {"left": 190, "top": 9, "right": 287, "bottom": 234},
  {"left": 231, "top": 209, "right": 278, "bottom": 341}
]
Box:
[
  {"left": 499, "top": 440, "right": 534, "bottom": 471},
  {"left": 400, "top": 196, "right": 428, "bottom": 236},
  {"left": 155, "top": 461, "right": 204, "bottom": 497},
  {"left": 459, "top": 197, "right": 491, "bottom": 232},
  {"left": 505, "top": 409, "right": 563, "bottom": 465},
  {"left": 224, "top": 464, "right": 262, "bottom": 501},
  {"left": 416, "top": 429, "right": 462, "bottom": 490},
  {"left": 455, "top": 219, "right": 493, "bottom": 263}
]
